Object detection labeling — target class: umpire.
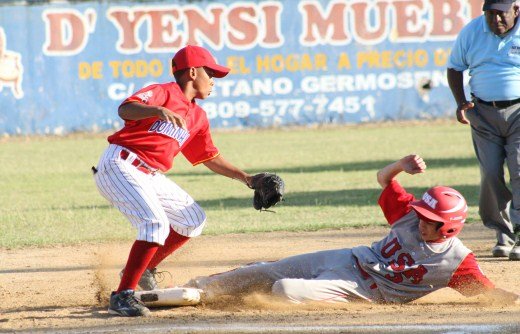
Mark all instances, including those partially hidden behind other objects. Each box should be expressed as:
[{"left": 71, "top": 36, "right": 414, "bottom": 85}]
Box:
[{"left": 447, "top": 0, "right": 520, "bottom": 260}]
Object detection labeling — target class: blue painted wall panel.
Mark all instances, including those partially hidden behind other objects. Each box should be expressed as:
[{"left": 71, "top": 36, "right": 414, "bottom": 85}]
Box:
[{"left": 0, "top": 0, "right": 477, "bottom": 135}]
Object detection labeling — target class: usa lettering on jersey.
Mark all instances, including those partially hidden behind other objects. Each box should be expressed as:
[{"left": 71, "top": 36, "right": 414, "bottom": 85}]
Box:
[
  {"left": 381, "top": 237, "right": 428, "bottom": 284},
  {"left": 149, "top": 120, "right": 190, "bottom": 146}
]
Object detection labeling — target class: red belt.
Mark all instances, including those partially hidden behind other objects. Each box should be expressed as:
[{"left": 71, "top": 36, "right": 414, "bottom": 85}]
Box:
[{"left": 120, "top": 150, "right": 156, "bottom": 175}]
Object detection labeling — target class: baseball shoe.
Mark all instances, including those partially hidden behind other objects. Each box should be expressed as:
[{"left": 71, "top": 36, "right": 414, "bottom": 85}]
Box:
[
  {"left": 492, "top": 242, "right": 514, "bottom": 257},
  {"left": 509, "top": 227, "right": 520, "bottom": 261},
  {"left": 108, "top": 289, "right": 150, "bottom": 317},
  {"left": 120, "top": 268, "right": 172, "bottom": 291}
]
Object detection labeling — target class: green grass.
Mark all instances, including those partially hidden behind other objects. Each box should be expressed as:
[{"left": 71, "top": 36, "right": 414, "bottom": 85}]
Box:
[{"left": 1, "top": 121, "right": 483, "bottom": 248}]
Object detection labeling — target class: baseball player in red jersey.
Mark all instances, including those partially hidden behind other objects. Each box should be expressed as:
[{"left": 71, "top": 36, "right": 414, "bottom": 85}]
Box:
[
  {"left": 187, "top": 155, "right": 520, "bottom": 305},
  {"left": 93, "top": 45, "right": 257, "bottom": 317}
]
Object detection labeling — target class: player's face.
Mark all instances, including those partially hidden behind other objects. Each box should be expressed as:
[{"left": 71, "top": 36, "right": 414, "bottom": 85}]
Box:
[
  {"left": 193, "top": 67, "right": 215, "bottom": 99},
  {"left": 485, "top": 6, "right": 519, "bottom": 36},
  {"left": 418, "top": 219, "right": 444, "bottom": 242}
]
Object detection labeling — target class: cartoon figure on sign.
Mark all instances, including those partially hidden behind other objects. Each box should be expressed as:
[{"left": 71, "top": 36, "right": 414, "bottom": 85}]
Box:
[{"left": 0, "top": 27, "right": 24, "bottom": 99}]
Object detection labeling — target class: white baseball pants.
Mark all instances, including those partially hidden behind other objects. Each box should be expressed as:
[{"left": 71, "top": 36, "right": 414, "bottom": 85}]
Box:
[{"left": 94, "top": 144, "right": 206, "bottom": 245}]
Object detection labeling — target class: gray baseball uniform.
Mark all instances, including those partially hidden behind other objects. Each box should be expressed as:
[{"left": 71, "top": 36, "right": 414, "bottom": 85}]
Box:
[{"left": 188, "top": 181, "right": 492, "bottom": 303}]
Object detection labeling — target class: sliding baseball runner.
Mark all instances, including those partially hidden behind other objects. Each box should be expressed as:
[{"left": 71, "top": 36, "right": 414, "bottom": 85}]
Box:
[{"left": 185, "top": 155, "right": 520, "bottom": 306}]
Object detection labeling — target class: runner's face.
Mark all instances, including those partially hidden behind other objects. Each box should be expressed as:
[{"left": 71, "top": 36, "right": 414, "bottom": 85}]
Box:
[
  {"left": 485, "top": 6, "right": 519, "bottom": 35},
  {"left": 418, "top": 219, "right": 443, "bottom": 242},
  {"left": 193, "top": 67, "right": 214, "bottom": 99}
]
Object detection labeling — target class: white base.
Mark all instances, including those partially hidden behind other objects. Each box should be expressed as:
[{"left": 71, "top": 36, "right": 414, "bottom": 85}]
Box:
[{"left": 134, "top": 287, "right": 201, "bottom": 307}]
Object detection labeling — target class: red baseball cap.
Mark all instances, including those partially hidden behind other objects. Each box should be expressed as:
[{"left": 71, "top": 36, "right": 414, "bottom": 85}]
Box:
[{"left": 172, "top": 45, "right": 230, "bottom": 78}]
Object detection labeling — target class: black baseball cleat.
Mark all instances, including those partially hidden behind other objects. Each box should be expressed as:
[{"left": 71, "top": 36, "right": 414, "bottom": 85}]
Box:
[
  {"left": 509, "top": 226, "right": 520, "bottom": 261},
  {"left": 108, "top": 289, "right": 151, "bottom": 317}
]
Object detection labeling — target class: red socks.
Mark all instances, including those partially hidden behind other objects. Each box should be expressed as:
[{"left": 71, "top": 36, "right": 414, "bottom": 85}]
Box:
[
  {"left": 116, "top": 229, "right": 190, "bottom": 292},
  {"left": 147, "top": 228, "right": 190, "bottom": 269},
  {"left": 117, "top": 240, "right": 159, "bottom": 292}
]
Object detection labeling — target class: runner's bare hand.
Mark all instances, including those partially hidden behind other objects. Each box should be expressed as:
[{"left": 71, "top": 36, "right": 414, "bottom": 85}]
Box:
[{"left": 400, "top": 154, "right": 426, "bottom": 175}]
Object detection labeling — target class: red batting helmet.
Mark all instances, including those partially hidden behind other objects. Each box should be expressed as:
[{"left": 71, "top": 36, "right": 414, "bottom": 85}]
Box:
[{"left": 409, "top": 186, "right": 467, "bottom": 238}]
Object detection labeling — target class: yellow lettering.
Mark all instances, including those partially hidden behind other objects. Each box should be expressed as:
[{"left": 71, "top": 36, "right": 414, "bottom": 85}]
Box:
[
  {"left": 271, "top": 55, "right": 284, "bottom": 72},
  {"left": 122, "top": 60, "right": 134, "bottom": 78},
  {"left": 109, "top": 61, "right": 121, "bottom": 78},
  {"left": 286, "top": 54, "right": 299, "bottom": 72},
  {"left": 337, "top": 53, "right": 351, "bottom": 70},
  {"left": 92, "top": 62, "right": 103, "bottom": 79},
  {"left": 78, "top": 61, "right": 103, "bottom": 79},
  {"left": 227, "top": 56, "right": 251, "bottom": 74},
  {"left": 433, "top": 48, "right": 449, "bottom": 67},
  {"left": 149, "top": 59, "right": 163, "bottom": 77},
  {"left": 78, "top": 62, "right": 91, "bottom": 79},
  {"left": 357, "top": 51, "right": 379, "bottom": 68},
  {"left": 135, "top": 60, "right": 148, "bottom": 78},
  {"left": 415, "top": 50, "right": 428, "bottom": 67},
  {"left": 357, "top": 49, "right": 429, "bottom": 69},
  {"left": 256, "top": 55, "right": 271, "bottom": 72},
  {"left": 299, "top": 54, "right": 313, "bottom": 71},
  {"left": 393, "top": 50, "right": 405, "bottom": 69},
  {"left": 315, "top": 54, "right": 327, "bottom": 70},
  {"left": 108, "top": 59, "right": 164, "bottom": 78},
  {"left": 381, "top": 51, "right": 392, "bottom": 68},
  {"left": 256, "top": 53, "right": 328, "bottom": 73}
]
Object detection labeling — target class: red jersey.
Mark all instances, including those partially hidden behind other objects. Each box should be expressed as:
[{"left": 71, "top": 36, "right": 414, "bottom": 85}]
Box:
[
  {"left": 108, "top": 82, "right": 219, "bottom": 172},
  {"left": 377, "top": 180, "right": 494, "bottom": 296}
]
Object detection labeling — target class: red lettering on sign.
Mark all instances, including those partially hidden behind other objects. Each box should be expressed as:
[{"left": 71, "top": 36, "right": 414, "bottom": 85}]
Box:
[
  {"left": 228, "top": 6, "right": 257, "bottom": 46},
  {"left": 350, "top": 1, "right": 390, "bottom": 44},
  {"left": 394, "top": 0, "right": 426, "bottom": 40},
  {"left": 107, "top": 9, "right": 148, "bottom": 53},
  {"left": 262, "top": 4, "right": 283, "bottom": 45},
  {"left": 430, "top": 0, "right": 465, "bottom": 38},
  {"left": 299, "top": 2, "right": 349, "bottom": 45},
  {"left": 184, "top": 6, "right": 224, "bottom": 48},
  {"left": 468, "top": 0, "right": 483, "bottom": 19},
  {"left": 43, "top": 9, "right": 96, "bottom": 55},
  {"left": 147, "top": 9, "right": 182, "bottom": 50}
]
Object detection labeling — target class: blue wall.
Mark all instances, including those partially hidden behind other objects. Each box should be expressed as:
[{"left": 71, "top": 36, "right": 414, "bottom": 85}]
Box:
[{"left": 0, "top": 0, "right": 479, "bottom": 135}]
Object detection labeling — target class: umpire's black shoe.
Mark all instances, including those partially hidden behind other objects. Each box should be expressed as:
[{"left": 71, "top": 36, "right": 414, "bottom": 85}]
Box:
[
  {"left": 108, "top": 289, "right": 151, "bottom": 317},
  {"left": 509, "top": 226, "right": 520, "bottom": 261}
]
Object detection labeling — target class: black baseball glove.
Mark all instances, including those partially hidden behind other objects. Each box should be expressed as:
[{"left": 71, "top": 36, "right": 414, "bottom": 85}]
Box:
[{"left": 249, "top": 173, "right": 285, "bottom": 211}]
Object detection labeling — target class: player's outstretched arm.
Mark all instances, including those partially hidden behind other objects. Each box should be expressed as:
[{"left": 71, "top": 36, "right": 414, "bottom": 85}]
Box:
[
  {"left": 203, "top": 155, "right": 252, "bottom": 187},
  {"left": 376, "top": 154, "right": 426, "bottom": 188}
]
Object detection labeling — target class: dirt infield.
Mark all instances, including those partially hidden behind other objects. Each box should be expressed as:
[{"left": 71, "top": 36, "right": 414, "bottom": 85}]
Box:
[{"left": 1, "top": 224, "right": 520, "bottom": 333}]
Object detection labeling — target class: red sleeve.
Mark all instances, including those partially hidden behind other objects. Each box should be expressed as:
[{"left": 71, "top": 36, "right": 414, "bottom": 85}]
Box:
[
  {"left": 448, "top": 253, "right": 494, "bottom": 296},
  {"left": 120, "top": 84, "right": 168, "bottom": 108},
  {"left": 181, "top": 114, "right": 219, "bottom": 165},
  {"left": 378, "top": 180, "right": 415, "bottom": 225}
]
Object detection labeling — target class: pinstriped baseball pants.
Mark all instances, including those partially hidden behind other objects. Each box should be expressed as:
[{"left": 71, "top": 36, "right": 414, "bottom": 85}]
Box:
[{"left": 94, "top": 144, "right": 206, "bottom": 245}]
